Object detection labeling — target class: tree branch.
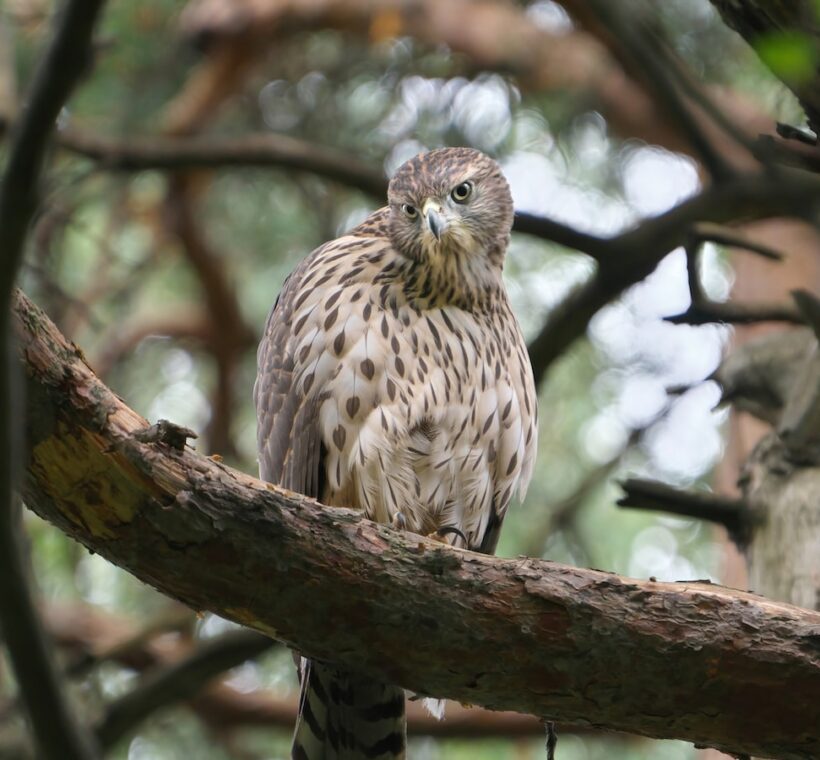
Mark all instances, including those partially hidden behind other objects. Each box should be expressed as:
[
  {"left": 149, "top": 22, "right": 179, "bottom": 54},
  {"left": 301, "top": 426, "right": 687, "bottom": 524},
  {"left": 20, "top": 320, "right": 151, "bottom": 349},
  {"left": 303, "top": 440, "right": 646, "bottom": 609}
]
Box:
[
  {"left": 59, "top": 129, "right": 388, "bottom": 198},
  {"left": 512, "top": 212, "right": 611, "bottom": 260},
  {"left": 59, "top": 128, "right": 610, "bottom": 257},
  {"left": 617, "top": 478, "right": 756, "bottom": 545},
  {"left": 43, "top": 601, "right": 573, "bottom": 741},
  {"left": 665, "top": 299, "right": 804, "bottom": 325},
  {"left": 0, "top": 1, "right": 106, "bottom": 758},
  {"left": 95, "top": 629, "right": 274, "bottom": 749},
  {"left": 580, "top": 1, "right": 737, "bottom": 180},
  {"left": 709, "top": 1, "right": 820, "bottom": 133},
  {"left": 691, "top": 222, "right": 785, "bottom": 261},
  {"left": 57, "top": 125, "right": 820, "bottom": 387},
  {"left": 527, "top": 168, "right": 820, "bottom": 383},
  {"left": 15, "top": 289, "right": 820, "bottom": 759}
]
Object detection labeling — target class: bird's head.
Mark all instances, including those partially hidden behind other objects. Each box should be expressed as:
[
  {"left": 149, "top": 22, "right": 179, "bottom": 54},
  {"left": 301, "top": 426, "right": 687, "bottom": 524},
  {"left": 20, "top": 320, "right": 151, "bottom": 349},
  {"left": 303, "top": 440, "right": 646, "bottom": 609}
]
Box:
[{"left": 387, "top": 148, "right": 513, "bottom": 268}]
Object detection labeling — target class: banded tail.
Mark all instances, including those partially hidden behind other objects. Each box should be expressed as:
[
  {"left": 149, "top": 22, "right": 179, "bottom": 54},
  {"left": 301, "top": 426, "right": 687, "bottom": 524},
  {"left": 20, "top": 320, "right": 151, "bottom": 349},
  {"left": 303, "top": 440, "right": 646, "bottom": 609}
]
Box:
[{"left": 292, "top": 659, "right": 406, "bottom": 759}]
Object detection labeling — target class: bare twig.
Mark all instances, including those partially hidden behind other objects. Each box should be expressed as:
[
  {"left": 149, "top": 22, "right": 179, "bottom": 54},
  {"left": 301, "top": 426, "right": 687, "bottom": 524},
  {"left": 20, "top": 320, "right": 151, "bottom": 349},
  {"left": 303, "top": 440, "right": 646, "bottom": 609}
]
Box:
[
  {"left": 0, "top": 1, "right": 107, "bottom": 758},
  {"left": 617, "top": 478, "right": 756, "bottom": 544},
  {"left": 691, "top": 222, "right": 785, "bottom": 261},
  {"left": 95, "top": 629, "right": 274, "bottom": 749},
  {"left": 163, "top": 176, "right": 256, "bottom": 456},
  {"left": 792, "top": 289, "right": 820, "bottom": 341},
  {"left": 754, "top": 133, "right": 820, "bottom": 172},
  {"left": 60, "top": 129, "right": 388, "bottom": 198},
  {"left": 666, "top": 300, "right": 804, "bottom": 326},
  {"left": 678, "top": 228, "right": 801, "bottom": 326},
  {"left": 581, "top": 1, "right": 735, "bottom": 180},
  {"left": 527, "top": 168, "right": 820, "bottom": 384}
]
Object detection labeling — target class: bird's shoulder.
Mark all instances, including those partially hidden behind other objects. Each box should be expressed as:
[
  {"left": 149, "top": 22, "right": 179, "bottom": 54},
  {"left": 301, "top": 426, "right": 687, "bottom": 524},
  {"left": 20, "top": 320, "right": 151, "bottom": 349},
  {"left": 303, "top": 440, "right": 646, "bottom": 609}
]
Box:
[
  {"left": 261, "top": 207, "right": 395, "bottom": 324},
  {"left": 347, "top": 206, "right": 391, "bottom": 239}
]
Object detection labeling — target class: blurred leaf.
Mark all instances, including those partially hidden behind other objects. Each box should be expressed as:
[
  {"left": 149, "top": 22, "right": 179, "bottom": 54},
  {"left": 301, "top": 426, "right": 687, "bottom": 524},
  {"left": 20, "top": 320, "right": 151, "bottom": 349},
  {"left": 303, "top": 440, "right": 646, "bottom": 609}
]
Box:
[{"left": 755, "top": 31, "right": 818, "bottom": 84}]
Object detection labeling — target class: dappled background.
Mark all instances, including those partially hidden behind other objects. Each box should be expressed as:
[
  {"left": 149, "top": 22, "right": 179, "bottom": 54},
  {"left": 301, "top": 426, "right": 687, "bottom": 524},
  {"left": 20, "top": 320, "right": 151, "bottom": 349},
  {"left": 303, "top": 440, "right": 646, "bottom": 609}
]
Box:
[{"left": 1, "top": 0, "right": 812, "bottom": 758}]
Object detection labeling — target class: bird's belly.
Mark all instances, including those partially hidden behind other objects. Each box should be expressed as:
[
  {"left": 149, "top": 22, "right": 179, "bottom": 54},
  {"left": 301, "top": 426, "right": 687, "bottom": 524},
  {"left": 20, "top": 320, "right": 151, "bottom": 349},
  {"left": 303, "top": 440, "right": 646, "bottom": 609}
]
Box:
[{"left": 317, "top": 303, "right": 526, "bottom": 548}]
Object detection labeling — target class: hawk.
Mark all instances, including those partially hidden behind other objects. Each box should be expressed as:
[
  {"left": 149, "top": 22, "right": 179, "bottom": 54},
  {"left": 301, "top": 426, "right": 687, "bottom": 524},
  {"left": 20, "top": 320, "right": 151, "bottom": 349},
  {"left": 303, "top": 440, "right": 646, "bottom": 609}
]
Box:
[{"left": 255, "top": 147, "right": 537, "bottom": 759}]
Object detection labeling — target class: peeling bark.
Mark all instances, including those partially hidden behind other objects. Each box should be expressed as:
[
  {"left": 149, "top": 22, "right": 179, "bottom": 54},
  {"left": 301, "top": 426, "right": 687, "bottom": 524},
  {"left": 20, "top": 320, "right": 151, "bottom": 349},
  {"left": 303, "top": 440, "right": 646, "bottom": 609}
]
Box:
[
  {"left": 743, "top": 434, "right": 820, "bottom": 612},
  {"left": 14, "top": 290, "right": 820, "bottom": 760}
]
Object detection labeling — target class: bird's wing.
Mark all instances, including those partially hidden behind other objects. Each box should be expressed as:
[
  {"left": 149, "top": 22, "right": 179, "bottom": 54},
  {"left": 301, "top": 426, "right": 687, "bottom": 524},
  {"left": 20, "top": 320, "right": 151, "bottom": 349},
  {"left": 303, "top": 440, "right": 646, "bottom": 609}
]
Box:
[
  {"left": 254, "top": 209, "right": 390, "bottom": 496},
  {"left": 254, "top": 252, "right": 325, "bottom": 496},
  {"left": 480, "top": 315, "right": 538, "bottom": 556}
]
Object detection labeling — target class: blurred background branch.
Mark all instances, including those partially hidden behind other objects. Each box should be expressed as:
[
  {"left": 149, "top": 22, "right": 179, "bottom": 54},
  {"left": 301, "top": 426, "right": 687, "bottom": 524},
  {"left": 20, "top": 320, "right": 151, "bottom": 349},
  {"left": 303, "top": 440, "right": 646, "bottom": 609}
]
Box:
[{"left": 0, "top": 1, "right": 107, "bottom": 758}]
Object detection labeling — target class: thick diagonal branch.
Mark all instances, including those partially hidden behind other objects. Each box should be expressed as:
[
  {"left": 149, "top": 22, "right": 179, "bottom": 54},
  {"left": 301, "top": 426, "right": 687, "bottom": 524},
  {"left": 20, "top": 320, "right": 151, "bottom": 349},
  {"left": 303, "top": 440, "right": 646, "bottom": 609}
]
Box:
[{"left": 15, "top": 289, "right": 820, "bottom": 759}]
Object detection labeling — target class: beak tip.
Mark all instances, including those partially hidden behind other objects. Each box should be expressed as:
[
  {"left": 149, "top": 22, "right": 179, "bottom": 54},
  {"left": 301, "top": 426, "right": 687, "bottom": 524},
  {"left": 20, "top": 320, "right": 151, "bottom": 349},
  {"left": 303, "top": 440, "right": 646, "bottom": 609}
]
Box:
[{"left": 426, "top": 209, "right": 445, "bottom": 241}]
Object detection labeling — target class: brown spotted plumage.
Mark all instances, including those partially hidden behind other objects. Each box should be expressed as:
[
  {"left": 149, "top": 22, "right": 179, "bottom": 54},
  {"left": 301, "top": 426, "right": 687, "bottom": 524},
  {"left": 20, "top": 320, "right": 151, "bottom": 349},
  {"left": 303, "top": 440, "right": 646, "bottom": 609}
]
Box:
[{"left": 255, "top": 147, "right": 537, "bottom": 759}]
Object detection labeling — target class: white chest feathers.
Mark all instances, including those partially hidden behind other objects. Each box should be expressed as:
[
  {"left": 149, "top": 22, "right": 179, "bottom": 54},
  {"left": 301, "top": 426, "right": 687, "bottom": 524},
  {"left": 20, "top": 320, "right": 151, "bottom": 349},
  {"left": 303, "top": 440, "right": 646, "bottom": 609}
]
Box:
[{"left": 288, "top": 265, "right": 537, "bottom": 549}]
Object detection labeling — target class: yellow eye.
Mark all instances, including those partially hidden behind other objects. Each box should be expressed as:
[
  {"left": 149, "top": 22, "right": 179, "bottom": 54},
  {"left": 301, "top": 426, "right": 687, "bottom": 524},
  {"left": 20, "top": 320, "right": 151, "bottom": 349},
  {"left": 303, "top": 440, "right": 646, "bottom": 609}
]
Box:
[
  {"left": 402, "top": 204, "right": 418, "bottom": 219},
  {"left": 451, "top": 181, "right": 472, "bottom": 203}
]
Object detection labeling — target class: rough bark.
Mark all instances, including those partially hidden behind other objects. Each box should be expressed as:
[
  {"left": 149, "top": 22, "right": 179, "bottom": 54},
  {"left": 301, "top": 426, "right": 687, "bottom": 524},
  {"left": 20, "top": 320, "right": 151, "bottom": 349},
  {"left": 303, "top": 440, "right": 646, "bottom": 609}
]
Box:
[
  {"left": 724, "top": 326, "right": 820, "bottom": 612},
  {"left": 706, "top": 320, "right": 820, "bottom": 760},
  {"left": 743, "top": 435, "right": 820, "bottom": 612},
  {"left": 14, "top": 289, "right": 820, "bottom": 759}
]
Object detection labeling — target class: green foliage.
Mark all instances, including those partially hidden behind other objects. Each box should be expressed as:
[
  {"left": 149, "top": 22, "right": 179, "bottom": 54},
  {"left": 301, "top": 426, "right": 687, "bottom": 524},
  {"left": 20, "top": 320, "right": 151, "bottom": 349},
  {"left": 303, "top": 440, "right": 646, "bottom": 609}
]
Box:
[{"left": 755, "top": 31, "right": 818, "bottom": 85}]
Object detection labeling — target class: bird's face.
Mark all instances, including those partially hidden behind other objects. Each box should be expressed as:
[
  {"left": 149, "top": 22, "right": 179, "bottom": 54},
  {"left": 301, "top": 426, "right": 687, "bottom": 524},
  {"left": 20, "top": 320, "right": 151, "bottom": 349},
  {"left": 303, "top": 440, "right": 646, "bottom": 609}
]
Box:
[{"left": 387, "top": 148, "right": 514, "bottom": 266}]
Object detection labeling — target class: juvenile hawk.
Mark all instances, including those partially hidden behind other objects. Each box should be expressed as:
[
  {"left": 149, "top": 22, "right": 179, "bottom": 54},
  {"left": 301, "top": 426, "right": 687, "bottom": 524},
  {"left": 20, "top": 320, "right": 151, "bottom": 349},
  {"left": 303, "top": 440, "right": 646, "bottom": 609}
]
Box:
[{"left": 255, "top": 147, "right": 537, "bottom": 759}]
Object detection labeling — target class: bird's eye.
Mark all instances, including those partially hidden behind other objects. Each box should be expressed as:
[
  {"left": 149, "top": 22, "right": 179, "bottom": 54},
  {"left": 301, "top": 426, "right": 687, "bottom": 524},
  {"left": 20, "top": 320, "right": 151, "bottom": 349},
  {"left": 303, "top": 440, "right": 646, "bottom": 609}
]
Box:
[
  {"left": 402, "top": 204, "right": 418, "bottom": 219},
  {"left": 451, "top": 182, "right": 473, "bottom": 203}
]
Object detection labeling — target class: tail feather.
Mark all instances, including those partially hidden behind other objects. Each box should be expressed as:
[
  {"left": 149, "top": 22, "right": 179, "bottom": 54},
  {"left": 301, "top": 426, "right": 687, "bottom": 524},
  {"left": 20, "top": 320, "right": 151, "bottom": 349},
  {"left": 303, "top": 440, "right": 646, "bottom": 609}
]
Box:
[{"left": 293, "top": 659, "right": 406, "bottom": 759}]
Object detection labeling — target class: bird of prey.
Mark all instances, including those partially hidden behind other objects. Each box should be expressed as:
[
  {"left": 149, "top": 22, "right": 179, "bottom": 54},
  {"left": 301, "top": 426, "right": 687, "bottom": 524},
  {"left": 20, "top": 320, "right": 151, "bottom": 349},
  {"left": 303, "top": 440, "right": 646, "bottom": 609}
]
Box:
[{"left": 254, "top": 147, "right": 538, "bottom": 759}]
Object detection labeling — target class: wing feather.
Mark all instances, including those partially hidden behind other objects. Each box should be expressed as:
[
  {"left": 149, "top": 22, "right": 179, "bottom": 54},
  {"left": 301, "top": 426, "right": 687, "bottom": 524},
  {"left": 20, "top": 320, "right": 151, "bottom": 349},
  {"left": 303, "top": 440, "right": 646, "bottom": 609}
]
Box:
[
  {"left": 254, "top": 212, "right": 390, "bottom": 497},
  {"left": 254, "top": 257, "right": 324, "bottom": 496}
]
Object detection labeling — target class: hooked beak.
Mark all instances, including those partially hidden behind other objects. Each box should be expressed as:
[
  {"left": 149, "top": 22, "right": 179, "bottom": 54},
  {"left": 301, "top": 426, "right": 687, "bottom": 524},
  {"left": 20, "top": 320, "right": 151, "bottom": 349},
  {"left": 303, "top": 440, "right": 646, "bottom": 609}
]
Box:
[{"left": 422, "top": 199, "right": 447, "bottom": 241}]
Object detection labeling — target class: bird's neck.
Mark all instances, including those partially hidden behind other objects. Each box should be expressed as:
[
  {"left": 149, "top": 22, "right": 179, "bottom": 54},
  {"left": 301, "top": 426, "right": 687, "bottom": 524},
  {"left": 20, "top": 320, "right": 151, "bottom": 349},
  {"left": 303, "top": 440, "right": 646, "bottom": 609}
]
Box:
[{"left": 399, "top": 243, "right": 506, "bottom": 311}]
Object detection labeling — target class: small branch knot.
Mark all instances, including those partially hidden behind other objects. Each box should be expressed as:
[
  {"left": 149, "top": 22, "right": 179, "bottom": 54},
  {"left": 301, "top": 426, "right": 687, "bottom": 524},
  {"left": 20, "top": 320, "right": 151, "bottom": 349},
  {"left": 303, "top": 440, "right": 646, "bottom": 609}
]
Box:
[{"left": 133, "top": 419, "right": 198, "bottom": 451}]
